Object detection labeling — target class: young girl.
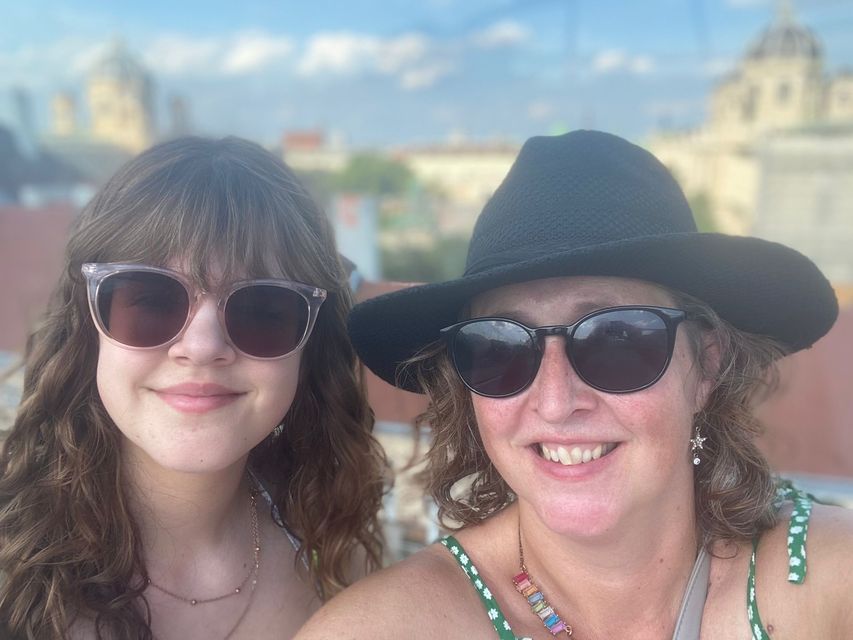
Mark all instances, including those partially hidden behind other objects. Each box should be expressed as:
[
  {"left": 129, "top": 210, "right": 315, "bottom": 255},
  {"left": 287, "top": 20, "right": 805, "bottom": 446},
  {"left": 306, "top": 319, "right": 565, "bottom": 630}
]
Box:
[{"left": 0, "top": 136, "right": 387, "bottom": 639}]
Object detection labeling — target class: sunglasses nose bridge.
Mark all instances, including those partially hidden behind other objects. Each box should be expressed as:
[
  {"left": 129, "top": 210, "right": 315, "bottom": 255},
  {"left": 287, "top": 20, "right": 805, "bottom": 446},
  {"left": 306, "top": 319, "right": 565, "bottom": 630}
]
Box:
[{"left": 532, "top": 325, "right": 573, "bottom": 349}]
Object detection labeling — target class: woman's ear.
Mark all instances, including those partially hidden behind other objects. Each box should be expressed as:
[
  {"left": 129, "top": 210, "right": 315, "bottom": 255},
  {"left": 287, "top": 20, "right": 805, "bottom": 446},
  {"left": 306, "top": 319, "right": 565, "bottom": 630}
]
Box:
[{"left": 694, "top": 331, "right": 721, "bottom": 412}]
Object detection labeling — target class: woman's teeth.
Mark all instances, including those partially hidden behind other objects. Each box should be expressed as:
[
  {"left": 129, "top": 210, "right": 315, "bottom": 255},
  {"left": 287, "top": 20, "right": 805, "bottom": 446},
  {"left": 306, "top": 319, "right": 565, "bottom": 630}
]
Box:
[{"left": 538, "top": 442, "right": 615, "bottom": 466}]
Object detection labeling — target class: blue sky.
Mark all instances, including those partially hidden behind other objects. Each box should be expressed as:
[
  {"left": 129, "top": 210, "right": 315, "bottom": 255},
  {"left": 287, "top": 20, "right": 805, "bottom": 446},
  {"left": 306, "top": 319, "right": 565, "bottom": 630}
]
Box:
[{"left": 1, "top": 0, "right": 852, "bottom": 147}]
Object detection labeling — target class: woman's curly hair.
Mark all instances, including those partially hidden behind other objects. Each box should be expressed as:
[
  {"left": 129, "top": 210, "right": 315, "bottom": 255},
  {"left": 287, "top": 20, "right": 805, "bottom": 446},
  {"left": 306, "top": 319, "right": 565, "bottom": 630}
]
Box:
[
  {"left": 404, "top": 286, "right": 785, "bottom": 543},
  {"left": 0, "top": 137, "right": 388, "bottom": 639}
]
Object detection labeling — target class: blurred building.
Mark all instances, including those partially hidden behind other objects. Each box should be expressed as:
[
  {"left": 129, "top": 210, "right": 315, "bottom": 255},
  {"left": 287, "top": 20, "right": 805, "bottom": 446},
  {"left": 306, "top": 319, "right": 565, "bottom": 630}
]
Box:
[
  {"left": 281, "top": 130, "right": 349, "bottom": 173},
  {"left": 87, "top": 38, "right": 156, "bottom": 153},
  {"left": 752, "top": 129, "right": 853, "bottom": 302},
  {"left": 40, "top": 39, "right": 160, "bottom": 186},
  {"left": 331, "top": 194, "right": 381, "bottom": 280},
  {"left": 0, "top": 203, "right": 78, "bottom": 354},
  {"left": 167, "top": 95, "right": 192, "bottom": 138},
  {"left": 51, "top": 92, "right": 78, "bottom": 138},
  {"left": 394, "top": 141, "right": 518, "bottom": 234},
  {"left": 649, "top": 4, "right": 853, "bottom": 238}
]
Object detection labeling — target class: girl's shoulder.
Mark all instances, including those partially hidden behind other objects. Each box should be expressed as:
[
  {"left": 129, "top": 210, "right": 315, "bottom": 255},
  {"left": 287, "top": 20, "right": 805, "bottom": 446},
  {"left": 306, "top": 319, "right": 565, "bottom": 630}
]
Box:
[{"left": 293, "top": 542, "right": 494, "bottom": 640}]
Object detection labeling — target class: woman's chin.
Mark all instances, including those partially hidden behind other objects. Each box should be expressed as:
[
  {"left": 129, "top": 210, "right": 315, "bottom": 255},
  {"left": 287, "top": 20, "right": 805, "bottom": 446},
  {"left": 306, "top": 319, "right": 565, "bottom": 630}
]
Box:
[{"left": 532, "top": 499, "right": 621, "bottom": 539}]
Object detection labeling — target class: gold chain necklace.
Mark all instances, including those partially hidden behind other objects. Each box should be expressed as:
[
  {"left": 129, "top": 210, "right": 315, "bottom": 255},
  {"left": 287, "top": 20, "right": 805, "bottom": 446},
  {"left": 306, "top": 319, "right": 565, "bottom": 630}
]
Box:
[
  {"left": 512, "top": 518, "right": 574, "bottom": 637},
  {"left": 146, "top": 489, "right": 260, "bottom": 607}
]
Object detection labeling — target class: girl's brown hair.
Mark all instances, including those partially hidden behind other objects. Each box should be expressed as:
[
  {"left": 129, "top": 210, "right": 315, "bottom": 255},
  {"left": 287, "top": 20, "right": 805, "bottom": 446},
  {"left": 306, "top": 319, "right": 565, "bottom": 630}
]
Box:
[
  {"left": 406, "top": 286, "right": 785, "bottom": 542},
  {"left": 0, "top": 136, "right": 387, "bottom": 639}
]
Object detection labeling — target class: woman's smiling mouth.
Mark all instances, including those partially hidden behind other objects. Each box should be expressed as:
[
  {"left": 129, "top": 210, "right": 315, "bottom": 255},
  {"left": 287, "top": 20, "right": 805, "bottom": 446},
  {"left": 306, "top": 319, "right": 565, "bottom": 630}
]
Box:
[{"left": 536, "top": 442, "right": 618, "bottom": 466}]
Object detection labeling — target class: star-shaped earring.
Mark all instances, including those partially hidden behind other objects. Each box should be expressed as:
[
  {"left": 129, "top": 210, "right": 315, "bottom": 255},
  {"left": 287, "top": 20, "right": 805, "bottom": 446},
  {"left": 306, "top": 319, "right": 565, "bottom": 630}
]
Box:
[{"left": 690, "top": 430, "right": 706, "bottom": 466}]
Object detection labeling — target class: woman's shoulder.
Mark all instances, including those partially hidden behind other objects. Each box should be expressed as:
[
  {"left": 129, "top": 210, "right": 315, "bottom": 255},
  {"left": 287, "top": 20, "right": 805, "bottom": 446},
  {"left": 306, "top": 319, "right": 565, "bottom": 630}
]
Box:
[
  {"left": 704, "top": 498, "right": 853, "bottom": 638},
  {"left": 792, "top": 504, "right": 853, "bottom": 604},
  {"left": 758, "top": 499, "right": 853, "bottom": 576},
  {"left": 751, "top": 500, "right": 853, "bottom": 636},
  {"left": 294, "top": 542, "right": 479, "bottom": 640}
]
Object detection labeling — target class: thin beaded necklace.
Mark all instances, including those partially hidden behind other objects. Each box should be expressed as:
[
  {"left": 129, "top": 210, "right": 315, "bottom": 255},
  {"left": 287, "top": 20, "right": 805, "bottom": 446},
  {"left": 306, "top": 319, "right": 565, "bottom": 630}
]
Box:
[
  {"left": 512, "top": 518, "right": 574, "bottom": 638},
  {"left": 146, "top": 489, "right": 260, "bottom": 609}
]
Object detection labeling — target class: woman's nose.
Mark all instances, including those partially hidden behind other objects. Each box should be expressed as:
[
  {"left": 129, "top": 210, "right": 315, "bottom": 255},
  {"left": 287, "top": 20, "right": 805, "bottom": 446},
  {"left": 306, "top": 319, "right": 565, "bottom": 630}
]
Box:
[{"left": 528, "top": 336, "right": 597, "bottom": 422}]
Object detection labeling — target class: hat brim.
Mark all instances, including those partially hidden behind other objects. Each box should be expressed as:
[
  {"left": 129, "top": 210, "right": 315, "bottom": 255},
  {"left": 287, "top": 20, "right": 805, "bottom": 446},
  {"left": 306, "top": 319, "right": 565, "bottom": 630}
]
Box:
[{"left": 349, "top": 232, "right": 838, "bottom": 392}]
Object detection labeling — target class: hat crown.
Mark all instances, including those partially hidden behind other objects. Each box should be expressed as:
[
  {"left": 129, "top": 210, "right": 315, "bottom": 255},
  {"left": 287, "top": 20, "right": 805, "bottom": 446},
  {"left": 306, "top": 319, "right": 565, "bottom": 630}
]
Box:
[{"left": 465, "top": 130, "right": 697, "bottom": 275}]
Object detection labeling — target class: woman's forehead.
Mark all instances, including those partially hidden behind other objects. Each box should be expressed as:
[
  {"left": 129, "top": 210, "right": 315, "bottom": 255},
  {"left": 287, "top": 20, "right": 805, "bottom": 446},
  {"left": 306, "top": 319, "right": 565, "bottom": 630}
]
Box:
[{"left": 469, "top": 276, "right": 675, "bottom": 321}]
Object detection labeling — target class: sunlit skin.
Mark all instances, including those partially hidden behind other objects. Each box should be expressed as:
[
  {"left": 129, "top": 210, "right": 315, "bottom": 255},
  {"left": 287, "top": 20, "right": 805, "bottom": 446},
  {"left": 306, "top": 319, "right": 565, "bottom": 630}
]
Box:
[
  {"left": 294, "top": 274, "right": 853, "bottom": 640},
  {"left": 90, "top": 260, "right": 317, "bottom": 640},
  {"left": 468, "top": 275, "right": 712, "bottom": 542},
  {"left": 96, "top": 264, "right": 302, "bottom": 475}
]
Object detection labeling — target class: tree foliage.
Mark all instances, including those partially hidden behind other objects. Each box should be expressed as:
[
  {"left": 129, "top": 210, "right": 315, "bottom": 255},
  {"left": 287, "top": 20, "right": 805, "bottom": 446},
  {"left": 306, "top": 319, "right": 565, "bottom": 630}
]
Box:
[
  {"left": 381, "top": 235, "right": 469, "bottom": 283},
  {"left": 689, "top": 191, "right": 719, "bottom": 233},
  {"left": 331, "top": 154, "right": 414, "bottom": 197}
]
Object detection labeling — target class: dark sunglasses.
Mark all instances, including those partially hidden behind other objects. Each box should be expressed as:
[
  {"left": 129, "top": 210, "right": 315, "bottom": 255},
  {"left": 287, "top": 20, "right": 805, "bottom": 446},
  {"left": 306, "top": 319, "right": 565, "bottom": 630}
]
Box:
[
  {"left": 82, "top": 263, "right": 326, "bottom": 359},
  {"left": 440, "top": 306, "right": 686, "bottom": 398}
]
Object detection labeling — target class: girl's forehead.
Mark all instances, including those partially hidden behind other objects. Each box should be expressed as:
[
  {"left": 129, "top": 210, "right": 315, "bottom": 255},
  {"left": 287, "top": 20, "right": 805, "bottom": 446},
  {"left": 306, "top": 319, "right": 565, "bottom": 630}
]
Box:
[{"left": 163, "top": 252, "right": 290, "bottom": 285}]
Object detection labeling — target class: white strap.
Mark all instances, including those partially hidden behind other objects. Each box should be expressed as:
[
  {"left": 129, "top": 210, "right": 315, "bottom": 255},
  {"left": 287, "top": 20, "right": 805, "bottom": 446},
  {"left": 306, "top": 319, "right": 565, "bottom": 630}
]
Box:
[{"left": 672, "top": 547, "right": 711, "bottom": 640}]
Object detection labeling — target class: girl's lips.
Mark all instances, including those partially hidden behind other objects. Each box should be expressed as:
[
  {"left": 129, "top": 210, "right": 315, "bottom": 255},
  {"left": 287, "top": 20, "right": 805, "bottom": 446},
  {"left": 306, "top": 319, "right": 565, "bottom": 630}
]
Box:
[{"left": 154, "top": 383, "right": 244, "bottom": 414}]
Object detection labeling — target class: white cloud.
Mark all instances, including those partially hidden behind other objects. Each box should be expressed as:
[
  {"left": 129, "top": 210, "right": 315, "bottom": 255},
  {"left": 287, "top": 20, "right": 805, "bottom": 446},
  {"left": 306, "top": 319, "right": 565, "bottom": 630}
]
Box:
[
  {"left": 471, "top": 20, "right": 531, "bottom": 49},
  {"left": 703, "top": 56, "right": 736, "bottom": 77},
  {"left": 592, "top": 50, "right": 627, "bottom": 73},
  {"left": 297, "top": 32, "right": 380, "bottom": 75},
  {"left": 144, "top": 32, "right": 294, "bottom": 76},
  {"left": 527, "top": 101, "right": 556, "bottom": 120},
  {"left": 376, "top": 34, "right": 430, "bottom": 74},
  {"left": 71, "top": 42, "right": 115, "bottom": 75},
  {"left": 144, "top": 35, "right": 222, "bottom": 75},
  {"left": 222, "top": 32, "right": 295, "bottom": 74},
  {"left": 644, "top": 99, "right": 703, "bottom": 119},
  {"left": 591, "top": 49, "right": 656, "bottom": 75},
  {"left": 0, "top": 38, "right": 106, "bottom": 89},
  {"left": 297, "top": 31, "right": 447, "bottom": 89},
  {"left": 401, "top": 63, "right": 451, "bottom": 90},
  {"left": 726, "top": 0, "right": 770, "bottom": 7}
]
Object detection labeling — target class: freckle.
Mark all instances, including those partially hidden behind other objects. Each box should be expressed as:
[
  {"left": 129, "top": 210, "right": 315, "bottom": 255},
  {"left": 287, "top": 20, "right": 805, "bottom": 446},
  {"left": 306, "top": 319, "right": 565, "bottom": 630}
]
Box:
[{"left": 659, "top": 557, "right": 664, "bottom": 564}]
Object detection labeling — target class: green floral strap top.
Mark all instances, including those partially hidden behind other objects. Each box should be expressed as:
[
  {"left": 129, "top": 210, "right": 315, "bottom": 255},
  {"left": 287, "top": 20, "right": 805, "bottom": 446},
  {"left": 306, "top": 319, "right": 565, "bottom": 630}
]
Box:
[
  {"left": 746, "top": 482, "right": 813, "bottom": 640},
  {"left": 442, "top": 483, "right": 814, "bottom": 640},
  {"left": 440, "top": 536, "right": 528, "bottom": 640}
]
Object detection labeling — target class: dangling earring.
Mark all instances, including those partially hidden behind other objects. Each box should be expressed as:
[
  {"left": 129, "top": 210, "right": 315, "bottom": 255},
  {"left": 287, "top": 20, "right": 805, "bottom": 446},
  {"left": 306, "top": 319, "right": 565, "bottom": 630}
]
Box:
[{"left": 690, "top": 425, "right": 706, "bottom": 466}]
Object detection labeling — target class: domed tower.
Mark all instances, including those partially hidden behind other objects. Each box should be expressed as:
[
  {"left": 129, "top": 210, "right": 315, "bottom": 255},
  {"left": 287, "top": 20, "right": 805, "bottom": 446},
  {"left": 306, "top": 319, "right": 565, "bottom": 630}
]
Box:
[
  {"left": 710, "top": 1, "right": 824, "bottom": 140},
  {"left": 87, "top": 39, "right": 155, "bottom": 152},
  {"left": 51, "top": 91, "right": 77, "bottom": 137}
]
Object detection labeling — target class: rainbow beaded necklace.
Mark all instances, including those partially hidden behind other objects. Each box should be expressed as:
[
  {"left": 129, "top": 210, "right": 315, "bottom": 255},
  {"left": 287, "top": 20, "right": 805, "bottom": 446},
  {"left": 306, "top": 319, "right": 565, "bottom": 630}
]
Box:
[{"left": 512, "top": 520, "right": 574, "bottom": 637}]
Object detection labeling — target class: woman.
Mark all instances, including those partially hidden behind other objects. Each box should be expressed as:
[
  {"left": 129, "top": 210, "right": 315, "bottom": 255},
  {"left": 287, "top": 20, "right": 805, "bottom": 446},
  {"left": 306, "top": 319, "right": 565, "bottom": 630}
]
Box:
[
  {"left": 0, "top": 137, "right": 387, "bottom": 639},
  {"left": 296, "top": 130, "right": 852, "bottom": 639}
]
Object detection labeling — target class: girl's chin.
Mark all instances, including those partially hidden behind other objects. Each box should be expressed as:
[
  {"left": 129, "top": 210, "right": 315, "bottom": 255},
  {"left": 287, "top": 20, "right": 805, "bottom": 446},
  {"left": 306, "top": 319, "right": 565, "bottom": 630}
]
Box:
[{"left": 128, "top": 446, "right": 250, "bottom": 476}]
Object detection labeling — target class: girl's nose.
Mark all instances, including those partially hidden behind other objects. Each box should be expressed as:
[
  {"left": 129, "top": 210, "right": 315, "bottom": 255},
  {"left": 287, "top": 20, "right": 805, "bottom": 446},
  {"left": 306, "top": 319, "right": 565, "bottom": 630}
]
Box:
[{"left": 168, "top": 296, "right": 237, "bottom": 365}]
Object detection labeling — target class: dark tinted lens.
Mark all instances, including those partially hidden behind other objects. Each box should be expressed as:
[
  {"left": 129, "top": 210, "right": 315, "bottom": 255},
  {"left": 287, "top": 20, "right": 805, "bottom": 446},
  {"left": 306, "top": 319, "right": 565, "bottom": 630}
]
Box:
[
  {"left": 571, "top": 309, "right": 670, "bottom": 392},
  {"left": 97, "top": 271, "right": 190, "bottom": 347},
  {"left": 453, "top": 320, "right": 539, "bottom": 397},
  {"left": 225, "top": 285, "right": 309, "bottom": 358}
]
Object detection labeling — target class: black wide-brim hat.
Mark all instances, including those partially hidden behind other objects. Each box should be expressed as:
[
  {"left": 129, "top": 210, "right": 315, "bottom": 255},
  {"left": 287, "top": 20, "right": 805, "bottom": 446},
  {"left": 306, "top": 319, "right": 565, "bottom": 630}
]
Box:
[{"left": 349, "top": 130, "right": 838, "bottom": 392}]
